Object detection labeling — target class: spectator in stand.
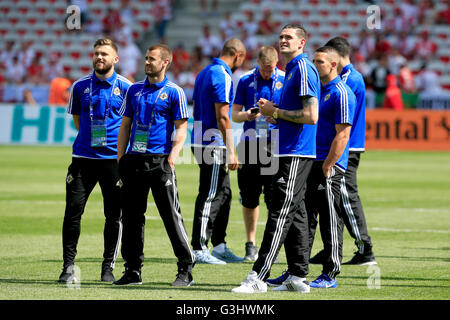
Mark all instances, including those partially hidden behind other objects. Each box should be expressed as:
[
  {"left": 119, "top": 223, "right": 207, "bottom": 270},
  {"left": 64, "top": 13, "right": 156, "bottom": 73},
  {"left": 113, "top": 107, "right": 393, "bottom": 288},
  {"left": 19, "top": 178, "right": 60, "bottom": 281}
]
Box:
[
  {"left": 241, "top": 29, "right": 259, "bottom": 61},
  {"left": 200, "top": 0, "right": 218, "bottom": 17},
  {"left": 385, "top": 7, "right": 409, "bottom": 35},
  {"left": 48, "top": 76, "right": 72, "bottom": 106},
  {"left": 400, "top": 0, "right": 420, "bottom": 29},
  {"left": 153, "top": 0, "right": 172, "bottom": 44},
  {"left": 18, "top": 41, "right": 35, "bottom": 69},
  {"left": 387, "top": 48, "right": 407, "bottom": 76},
  {"left": 117, "top": 37, "right": 141, "bottom": 82},
  {"left": 415, "top": 63, "right": 443, "bottom": 94},
  {"left": 119, "top": 0, "right": 134, "bottom": 28},
  {"left": 44, "top": 52, "right": 64, "bottom": 82},
  {"left": 178, "top": 64, "right": 196, "bottom": 104},
  {"left": 418, "top": 0, "right": 436, "bottom": 25},
  {"left": 373, "top": 34, "right": 391, "bottom": 60},
  {"left": 5, "top": 56, "right": 25, "bottom": 84},
  {"left": 351, "top": 29, "right": 375, "bottom": 61},
  {"left": 383, "top": 74, "right": 404, "bottom": 111},
  {"left": 395, "top": 31, "right": 415, "bottom": 60},
  {"left": 27, "top": 54, "right": 45, "bottom": 84},
  {"left": 257, "top": 9, "right": 278, "bottom": 36},
  {"left": 398, "top": 63, "right": 416, "bottom": 93},
  {"left": 369, "top": 55, "right": 390, "bottom": 107},
  {"left": 413, "top": 30, "right": 438, "bottom": 61},
  {"left": 102, "top": 8, "right": 122, "bottom": 37},
  {"left": 0, "top": 41, "right": 17, "bottom": 71},
  {"left": 172, "top": 43, "right": 190, "bottom": 73},
  {"left": 243, "top": 11, "right": 259, "bottom": 36},
  {"left": 219, "top": 11, "right": 237, "bottom": 41},
  {"left": 197, "top": 25, "right": 222, "bottom": 60},
  {"left": 435, "top": 2, "right": 450, "bottom": 25}
]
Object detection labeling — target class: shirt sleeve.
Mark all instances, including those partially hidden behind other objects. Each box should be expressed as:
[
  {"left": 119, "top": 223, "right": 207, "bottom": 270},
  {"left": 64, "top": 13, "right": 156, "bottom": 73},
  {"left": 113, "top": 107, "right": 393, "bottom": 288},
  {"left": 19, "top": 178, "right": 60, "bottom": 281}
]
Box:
[
  {"left": 335, "top": 83, "right": 356, "bottom": 126},
  {"left": 67, "top": 82, "right": 81, "bottom": 115},
  {"left": 212, "top": 67, "right": 232, "bottom": 104},
  {"left": 121, "top": 85, "right": 134, "bottom": 118},
  {"left": 171, "top": 86, "right": 189, "bottom": 121},
  {"left": 298, "top": 60, "right": 320, "bottom": 99},
  {"left": 233, "top": 78, "right": 246, "bottom": 107}
]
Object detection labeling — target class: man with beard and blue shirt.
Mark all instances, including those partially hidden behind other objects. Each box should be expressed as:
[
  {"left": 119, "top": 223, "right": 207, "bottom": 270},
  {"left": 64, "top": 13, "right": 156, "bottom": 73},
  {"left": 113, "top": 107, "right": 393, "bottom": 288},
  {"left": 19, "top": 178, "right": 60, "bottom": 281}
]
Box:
[
  {"left": 190, "top": 38, "right": 246, "bottom": 265},
  {"left": 232, "top": 24, "right": 320, "bottom": 294},
  {"left": 231, "top": 46, "right": 285, "bottom": 261},
  {"left": 59, "top": 38, "right": 132, "bottom": 284},
  {"left": 306, "top": 46, "right": 356, "bottom": 288},
  {"left": 113, "top": 44, "right": 195, "bottom": 287}
]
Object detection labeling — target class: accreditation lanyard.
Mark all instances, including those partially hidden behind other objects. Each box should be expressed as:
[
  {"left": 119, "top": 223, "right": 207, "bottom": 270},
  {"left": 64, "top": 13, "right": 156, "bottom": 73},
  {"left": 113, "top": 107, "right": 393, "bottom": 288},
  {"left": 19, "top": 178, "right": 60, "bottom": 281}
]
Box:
[
  {"left": 253, "top": 68, "right": 277, "bottom": 137},
  {"left": 89, "top": 76, "right": 117, "bottom": 147},
  {"left": 131, "top": 85, "right": 166, "bottom": 153}
]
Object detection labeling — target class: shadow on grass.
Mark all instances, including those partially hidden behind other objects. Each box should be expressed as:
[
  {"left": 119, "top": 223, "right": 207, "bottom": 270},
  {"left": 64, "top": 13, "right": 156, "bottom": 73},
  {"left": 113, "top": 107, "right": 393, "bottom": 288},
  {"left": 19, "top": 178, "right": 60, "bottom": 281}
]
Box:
[
  {"left": 43, "top": 257, "right": 178, "bottom": 264},
  {"left": 371, "top": 255, "right": 450, "bottom": 262},
  {"left": 340, "top": 274, "right": 450, "bottom": 284}
]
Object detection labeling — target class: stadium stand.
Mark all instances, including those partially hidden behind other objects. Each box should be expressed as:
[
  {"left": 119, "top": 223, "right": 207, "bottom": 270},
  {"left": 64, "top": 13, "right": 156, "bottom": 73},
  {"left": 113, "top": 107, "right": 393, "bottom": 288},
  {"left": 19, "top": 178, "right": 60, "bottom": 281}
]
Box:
[{"left": 0, "top": 0, "right": 449, "bottom": 107}]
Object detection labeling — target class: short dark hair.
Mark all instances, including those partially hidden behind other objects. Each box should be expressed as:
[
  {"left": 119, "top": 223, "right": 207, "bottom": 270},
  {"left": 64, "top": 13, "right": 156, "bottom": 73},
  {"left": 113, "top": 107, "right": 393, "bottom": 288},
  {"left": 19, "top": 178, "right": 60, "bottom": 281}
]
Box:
[
  {"left": 94, "top": 38, "right": 118, "bottom": 54},
  {"left": 324, "top": 36, "right": 351, "bottom": 57},
  {"left": 147, "top": 44, "right": 173, "bottom": 65},
  {"left": 281, "top": 23, "right": 308, "bottom": 41}
]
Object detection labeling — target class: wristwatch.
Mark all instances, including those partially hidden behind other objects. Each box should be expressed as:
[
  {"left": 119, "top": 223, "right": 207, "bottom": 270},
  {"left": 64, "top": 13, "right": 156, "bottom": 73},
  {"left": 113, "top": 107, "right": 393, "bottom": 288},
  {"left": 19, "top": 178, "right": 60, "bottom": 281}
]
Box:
[{"left": 273, "top": 108, "right": 279, "bottom": 119}]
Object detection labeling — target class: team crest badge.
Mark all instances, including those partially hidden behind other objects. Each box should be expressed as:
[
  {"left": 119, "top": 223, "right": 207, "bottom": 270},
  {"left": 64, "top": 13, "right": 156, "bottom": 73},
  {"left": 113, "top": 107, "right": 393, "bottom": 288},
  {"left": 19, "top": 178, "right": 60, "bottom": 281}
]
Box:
[
  {"left": 114, "top": 87, "right": 121, "bottom": 96},
  {"left": 324, "top": 93, "right": 330, "bottom": 101},
  {"left": 275, "top": 81, "right": 283, "bottom": 90},
  {"left": 160, "top": 92, "right": 168, "bottom": 100}
]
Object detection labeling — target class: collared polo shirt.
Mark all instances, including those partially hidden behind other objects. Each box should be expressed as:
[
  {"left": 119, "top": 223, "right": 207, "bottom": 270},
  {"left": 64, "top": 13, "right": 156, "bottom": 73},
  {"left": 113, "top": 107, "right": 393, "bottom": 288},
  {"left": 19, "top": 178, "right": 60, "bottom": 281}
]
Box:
[
  {"left": 122, "top": 76, "right": 189, "bottom": 155},
  {"left": 67, "top": 71, "right": 132, "bottom": 159},
  {"left": 276, "top": 53, "right": 321, "bottom": 157},
  {"left": 191, "top": 58, "right": 233, "bottom": 148},
  {"left": 316, "top": 76, "right": 356, "bottom": 171},
  {"left": 234, "top": 66, "right": 285, "bottom": 141}
]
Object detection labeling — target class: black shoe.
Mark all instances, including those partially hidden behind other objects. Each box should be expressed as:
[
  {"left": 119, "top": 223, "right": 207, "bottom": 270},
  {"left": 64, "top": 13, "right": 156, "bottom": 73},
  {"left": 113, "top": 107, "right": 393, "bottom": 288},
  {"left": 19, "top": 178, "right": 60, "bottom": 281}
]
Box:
[
  {"left": 58, "top": 265, "right": 77, "bottom": 284},
  {"left": 172, "top": 272, "right": 194, "bottom": 287},
  {"left": 343, "top": 252, "right": 377, "bottom": 266},
  {"left": 113, "top": 269, "right": 142, "bottom": 285},
  {"left": 309, "top": 250, "right": 326, "bottom": 264},
  {"left": 244, "top": 242, "right": 258, "bottom": 261},
  {"left": 101, "top": 266, "right": 115, "bottom": 283}
]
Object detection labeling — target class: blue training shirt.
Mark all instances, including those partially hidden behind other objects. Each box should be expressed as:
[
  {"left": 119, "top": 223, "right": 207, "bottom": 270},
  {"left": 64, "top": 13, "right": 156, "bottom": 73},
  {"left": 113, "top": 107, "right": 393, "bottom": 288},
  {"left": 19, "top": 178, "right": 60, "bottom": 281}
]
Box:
[
  {"left": 122, "top": 76, "right": 189, "bottom": 155},
  {"left": 67, "top": 71, "right": 132, "bottom": 159},
  {"left": 276, "top": 53, "right": 321, "bottom": 157},
  {"left": 340, "top": 63, "right": 366, "bottom": 152},
  {"left": 191, "top": 58, "right": 233, "bottom": 148},
  {"left": 234, "top": 66, "right": 285, "bottom": 141},
  {"left": 316, "top": 76, "right": 356, "bottom": 171}
]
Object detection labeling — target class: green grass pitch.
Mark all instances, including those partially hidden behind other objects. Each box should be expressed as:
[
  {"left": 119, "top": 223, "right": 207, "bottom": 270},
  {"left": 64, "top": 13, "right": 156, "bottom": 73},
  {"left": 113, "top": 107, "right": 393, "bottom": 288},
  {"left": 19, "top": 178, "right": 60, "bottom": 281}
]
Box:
[{"left": 0, "top": 146, "right": 449, "bottom": 300}]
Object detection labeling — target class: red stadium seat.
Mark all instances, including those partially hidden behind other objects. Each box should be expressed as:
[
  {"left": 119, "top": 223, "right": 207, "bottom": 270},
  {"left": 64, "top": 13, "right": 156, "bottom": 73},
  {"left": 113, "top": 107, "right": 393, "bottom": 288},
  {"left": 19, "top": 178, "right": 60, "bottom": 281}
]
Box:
[
  {"left": 80, "top": 66, "right": 90, "bottom": 73},
  {"left": 70, "top": 51, "right": 81, "bottom": 60},
  {"left": 440, "top": 56, "right": 449, "bottom": 63}
]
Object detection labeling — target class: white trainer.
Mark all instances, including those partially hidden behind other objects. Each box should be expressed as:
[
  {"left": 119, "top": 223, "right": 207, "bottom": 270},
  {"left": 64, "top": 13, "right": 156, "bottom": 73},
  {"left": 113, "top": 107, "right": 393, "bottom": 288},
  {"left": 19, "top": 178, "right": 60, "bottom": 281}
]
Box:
[
  {"left": 272, "top": 275, "right": 310, "bottom": 293},
  {"left": 231, "top": 271, "right": 267, "bottom": 293}
]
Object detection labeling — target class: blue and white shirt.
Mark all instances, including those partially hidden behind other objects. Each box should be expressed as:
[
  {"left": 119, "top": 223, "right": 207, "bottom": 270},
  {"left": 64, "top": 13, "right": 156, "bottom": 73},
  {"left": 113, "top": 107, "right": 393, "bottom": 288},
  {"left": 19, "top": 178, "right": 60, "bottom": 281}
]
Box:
[
  {"left": 191, "top": 58, "right": 233, "bottom": 148},
  {"left": 316, "top": 76, "right": 356, "bottom": 171},
  {"left": 276, "top": 53, "right": 321, "bottom": 157},
  {"left": 67, "top": 71, "right": 132, "bottom": 159},
  {"left": 340, "top": 63, "right": 366, "bottom": 152},
  {"left": 122, "top": 76, "right": 188, "bottom": 155},
  {"left": 234, "top": 66, "right": 285, "bottom": 141}
]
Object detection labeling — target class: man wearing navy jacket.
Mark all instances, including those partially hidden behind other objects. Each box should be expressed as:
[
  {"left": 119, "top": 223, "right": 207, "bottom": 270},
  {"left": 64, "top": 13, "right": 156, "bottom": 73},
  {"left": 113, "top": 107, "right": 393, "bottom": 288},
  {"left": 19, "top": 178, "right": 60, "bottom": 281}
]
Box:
[
  {"left": 59, "top": 38, "right": 132, "bottom": 284},
  {"left": 113, "top": 44, "right": 195, "bottom": 287},
  {"left": 309, "top": 37, "right": 376, "bottom": 266}
]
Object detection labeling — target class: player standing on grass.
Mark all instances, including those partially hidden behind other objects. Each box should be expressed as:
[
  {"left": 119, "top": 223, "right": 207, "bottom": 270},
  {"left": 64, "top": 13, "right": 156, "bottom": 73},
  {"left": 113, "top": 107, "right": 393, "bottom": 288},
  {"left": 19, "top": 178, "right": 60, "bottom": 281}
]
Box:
[
  {"left": 113, "top": 44, "right": 195, "bottom": 287},
  {"left": 231, "top": 46, "right": 285, "bottom": 261},
  {"left": 59, "top": 38, "right": 132, "bottom": 284},
  {"left": 190, "top": 38, "right": 247, "bottom": 265},
  {"left": 232, "top": 24, "right": 320, "bottom": 294}
]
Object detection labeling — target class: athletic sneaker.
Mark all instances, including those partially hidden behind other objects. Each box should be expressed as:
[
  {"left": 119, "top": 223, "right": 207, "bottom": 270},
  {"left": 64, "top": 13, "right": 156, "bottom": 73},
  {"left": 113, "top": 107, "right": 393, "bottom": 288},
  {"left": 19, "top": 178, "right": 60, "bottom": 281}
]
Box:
[
  {"left": 194, "top": 249, "right": 226, "bottom": 265},
  {"left": 231, "top": 271, "right": 267, "bottom": 293},
  {"left": 58, "top": 265, "right": 77, "bottom": 284},
  {"left": 101, "top": 266, "right": 115, "bottom": 283},
  {"left": 266, "top": 270, "right": 290, "bottom": 287},
  {"left": 272, "top": 275, "right": 310, "bottom": 293},
  {"left": 343, "top": 252, "right": 377, "bottom": 266},
  {"left": 310, "top": 273, "right": 337, "bottom": 288},
  {"left": 244, "top": 242, "right": 258, "bottom": 261},
  {"left": 113, "top": 269, "right": 142, "bottom": 285},
  {"left": 211, "top": 246, "right": 244, "bottom": 263},
  {"left": 172, "top": 272, "right": 194, "bottom": 287},
  {"left": 309, "top": 249, "right": 326, "bottom": 265}
]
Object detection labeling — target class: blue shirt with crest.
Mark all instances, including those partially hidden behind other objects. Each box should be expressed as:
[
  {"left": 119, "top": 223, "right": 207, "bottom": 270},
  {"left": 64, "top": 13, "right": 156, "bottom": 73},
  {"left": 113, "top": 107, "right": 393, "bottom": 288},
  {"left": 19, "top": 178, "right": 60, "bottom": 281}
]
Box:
[
  {"left": 276, "top": 53, "right": 320, "bottom": 157},
  {"left": 67, "top": 71, "right": 132, "bottom": 159},
  {"left": 234, "top": 66, "right": 285, "bottom": 141},
  {"left": 122, "top": 76, "right": 189, "bottom": 155},
  {"left": 316, "top": 76, "right": 356, "bottom": 171}
]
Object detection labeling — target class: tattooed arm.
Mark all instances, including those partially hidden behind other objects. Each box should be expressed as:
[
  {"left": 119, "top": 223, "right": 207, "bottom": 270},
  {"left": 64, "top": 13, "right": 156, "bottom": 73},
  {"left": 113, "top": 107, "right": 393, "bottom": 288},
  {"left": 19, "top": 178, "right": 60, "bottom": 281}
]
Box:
[{"left": 258, "top": 95, "right": 318, "bottom": 125}]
